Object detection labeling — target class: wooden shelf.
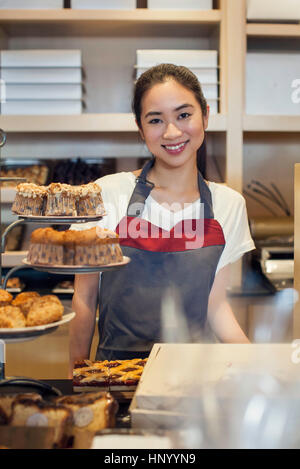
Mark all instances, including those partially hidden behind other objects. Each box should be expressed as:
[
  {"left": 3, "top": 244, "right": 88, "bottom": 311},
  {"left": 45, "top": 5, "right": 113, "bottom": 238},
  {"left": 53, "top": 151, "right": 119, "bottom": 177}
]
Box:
[
  {"left": 244, "top": 115, "right": 300, "bottom": 132},
  {"left": 247, "top": 23, "right": 300, "bottom": 38},
  {"left": 0, "top": 113, "right": 227, "bottom": 133},
  {"left": 1, "top": 251, "right": 27, "bottom": 268},
  {"left": 0, "top": 9, "right": 221, "bottom": 23},
  {"left": 0, "top": 9, "right": 221, "bottom": 36}
]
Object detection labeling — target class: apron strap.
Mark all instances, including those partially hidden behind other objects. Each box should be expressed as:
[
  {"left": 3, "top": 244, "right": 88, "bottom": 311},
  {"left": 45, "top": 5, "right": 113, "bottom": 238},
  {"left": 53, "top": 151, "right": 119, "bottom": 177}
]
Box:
[
  {"left": 127, "top": 159, "right": 155, "bottom": 217},
  {"left": 127, "top": 157, "right": 214, "bottom": 219}
]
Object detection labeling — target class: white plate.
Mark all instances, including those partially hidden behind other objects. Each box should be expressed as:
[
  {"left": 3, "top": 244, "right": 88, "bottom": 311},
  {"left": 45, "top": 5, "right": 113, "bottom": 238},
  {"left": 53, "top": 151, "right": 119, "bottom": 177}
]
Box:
[
  {"left": 0, "top": 312, "right": 75, "bottom": 343},
  {"left": 17, "top": 214, "right": 105, "bottom": 224},
  {"left": 22, "top": 256, "right": 131, "bottom": 275}
]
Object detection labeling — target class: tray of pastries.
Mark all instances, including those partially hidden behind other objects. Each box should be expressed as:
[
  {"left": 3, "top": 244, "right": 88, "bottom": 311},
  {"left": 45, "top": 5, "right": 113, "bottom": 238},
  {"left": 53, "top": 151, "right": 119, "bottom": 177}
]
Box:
[
  {"left": 0, "top": 290, "right": 75, "bottom": 342},
  {"left": 23, "top": 226, "right": 130, "bottom": 274},
  {"left": 12, "top": 182, "right": 106, "bottom": 221},
  {"left": 73, "top": 358, "right": 148, "bottom": 401},
  {"left": 0, "top": 391, "right": 117, "bottom": 449}
]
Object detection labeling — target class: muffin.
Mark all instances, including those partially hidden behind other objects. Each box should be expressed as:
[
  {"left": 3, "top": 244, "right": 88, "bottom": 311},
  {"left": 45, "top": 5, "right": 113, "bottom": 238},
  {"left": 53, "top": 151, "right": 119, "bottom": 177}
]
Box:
[
  {"left": 45, "top": 183, "right": 77, "bottom": 216},
  {"left": 63, "top": 229, "right": 78, "bottom": 265},
  {"left": 0, "top": 305, "right": 26, "bottom": 328},
  {"left": 77, "top": 183, "right": 105, "bottom": 217},
  {"left": 0, "top": 289, "right": 13, "bottom": 307},
  {"left": 26, "top": 295, "right": 64, "bottom": 327},
  {"left": 12, "top": 292, "right": 40, "bottom": 317},
  {"left": 74, "top": 227, "right": 123, "bottom": 266},
  {"left": 27, "top": 227, "right": 64, "bottom": 265},
  {"left": 12, "top": 183, "right": 47, "bottom": 216}
]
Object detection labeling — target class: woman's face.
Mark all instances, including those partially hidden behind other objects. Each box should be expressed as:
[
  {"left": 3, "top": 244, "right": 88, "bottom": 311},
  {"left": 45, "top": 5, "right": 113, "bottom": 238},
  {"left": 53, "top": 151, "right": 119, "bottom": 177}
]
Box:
[{"left": 139, "top": 79, "right": 208, "bottom": 169}]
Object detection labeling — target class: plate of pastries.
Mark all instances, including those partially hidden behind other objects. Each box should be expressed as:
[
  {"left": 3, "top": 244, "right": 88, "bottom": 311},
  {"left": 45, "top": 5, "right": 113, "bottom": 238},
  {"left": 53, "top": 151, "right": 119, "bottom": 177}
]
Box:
[
  {"left": 0, "top": 289, "right": 75, "bottom": 341},
  {"left": 23, "top": 226, "right": 129, "bottom": 274}
]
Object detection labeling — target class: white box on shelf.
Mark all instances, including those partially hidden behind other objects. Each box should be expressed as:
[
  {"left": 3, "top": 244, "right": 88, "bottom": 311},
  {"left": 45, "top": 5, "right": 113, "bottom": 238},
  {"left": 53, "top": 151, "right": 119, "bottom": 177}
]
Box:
[
  {"left": 136, "top": 50, "right": 218, "bottom": 68},
  {"left": 246, "top": 52, "right": 300, "bottom": 115},
  {"left": 247, "top": 0, "right": 300, "bottom": 20},
  {"left": 0, "top": 100, "right": 83, "bottom": 115},
  {"left": 148, "top": 0, "right": 212, "bottom": 10},
  {"left": 0, "top": 0, "right": 63, "bottom": 8},
  {"left": 0, "top": 68, "right": 82, "bottom": 84},
  {"left": 71, "top": 0, "right": 136, "bottom": 9},
  {"left": 0, "top": 50, "right": 82, "bottom": 68},
  {"left": 5, "top": 84, "right": 82, "bottom": 100},
  {"left": 136, "top": 66, "right": 218, "bottom": 84}
]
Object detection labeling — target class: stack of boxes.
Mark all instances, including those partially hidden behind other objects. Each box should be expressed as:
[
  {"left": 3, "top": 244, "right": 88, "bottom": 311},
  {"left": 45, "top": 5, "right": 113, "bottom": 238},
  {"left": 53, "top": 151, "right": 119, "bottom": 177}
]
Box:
[
  {"left": 147, "top": 0, "right": 212, "bottom": 10},
  {"left": 135, "top": 50, "right": 219, "bottom": 114},
  {"left": 0, "top": 50, "right": 83, "bottom": 115},
  {"left": 71, "top": 0, "right": 136, "bottom": 8},
  {"left": 0, "top": 0, "right": 63, "bottom": 8}
]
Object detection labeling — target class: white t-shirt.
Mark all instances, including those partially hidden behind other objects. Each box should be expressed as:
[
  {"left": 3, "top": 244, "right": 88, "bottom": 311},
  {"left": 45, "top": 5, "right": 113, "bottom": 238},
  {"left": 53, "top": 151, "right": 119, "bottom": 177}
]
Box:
[{"left": 72, "top": 172, "right": 255, "bottom": 274}]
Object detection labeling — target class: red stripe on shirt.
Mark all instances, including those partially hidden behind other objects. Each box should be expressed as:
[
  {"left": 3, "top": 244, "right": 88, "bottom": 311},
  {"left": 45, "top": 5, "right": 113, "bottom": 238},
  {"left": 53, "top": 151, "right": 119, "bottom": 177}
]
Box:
[{"left": 116, "top": 217, "right": 225, "bottom": 252}]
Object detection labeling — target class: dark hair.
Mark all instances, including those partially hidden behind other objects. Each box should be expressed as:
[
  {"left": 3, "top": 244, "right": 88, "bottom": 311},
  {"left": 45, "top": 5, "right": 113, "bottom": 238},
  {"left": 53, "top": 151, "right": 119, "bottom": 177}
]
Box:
[{"left": 132, "top": 63, "right": 208, "bottom": 177}]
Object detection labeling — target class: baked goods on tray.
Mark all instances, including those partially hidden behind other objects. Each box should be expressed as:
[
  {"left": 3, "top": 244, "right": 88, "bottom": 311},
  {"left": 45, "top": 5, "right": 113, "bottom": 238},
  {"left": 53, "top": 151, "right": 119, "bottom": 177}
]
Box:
[
  {"left": 0, "top": 391, "right": 117, "bottom": 448},
  {"left": 0, "top": 164, "right": 48, "bottom": 187},
  {"left": 12, "top": 182, "right": 105, "bottom": 217},
  {"left": 27, "top": 226, "right": 123, "bottom": 266},
  {"left": 0, "top": 290, "right": 63, "bottom": 328},
  {"left": 73, "top": 358, "right": 147, "bottom": 392},
  {"left": 55, "top": 391, "right": 118, "bottom": 435},
  {"left": 10, "top": 397, "right": 73, "bottom": 449}
]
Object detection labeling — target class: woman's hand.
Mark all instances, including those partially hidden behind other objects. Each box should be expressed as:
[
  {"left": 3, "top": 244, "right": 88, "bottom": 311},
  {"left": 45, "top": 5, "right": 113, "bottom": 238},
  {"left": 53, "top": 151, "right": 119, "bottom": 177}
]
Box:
[
  {"left": 207, "top": 264, "right": 250, "bottom": 344},
  {"left": 68, "top": 273, "right": 100, "bottom": 377}
]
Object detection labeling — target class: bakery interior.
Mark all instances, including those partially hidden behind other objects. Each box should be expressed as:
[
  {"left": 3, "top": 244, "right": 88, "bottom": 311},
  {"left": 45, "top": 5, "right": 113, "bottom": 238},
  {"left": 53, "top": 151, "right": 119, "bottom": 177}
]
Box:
[{"left": 0, "top": 0, "right": 300, "bottom": 450}]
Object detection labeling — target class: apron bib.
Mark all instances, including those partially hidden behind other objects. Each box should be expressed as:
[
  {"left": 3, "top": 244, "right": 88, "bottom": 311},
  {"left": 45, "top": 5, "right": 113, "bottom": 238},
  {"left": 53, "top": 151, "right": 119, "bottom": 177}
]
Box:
[{"left": 96, "top": 160, "right": 225, "bottom": 360}]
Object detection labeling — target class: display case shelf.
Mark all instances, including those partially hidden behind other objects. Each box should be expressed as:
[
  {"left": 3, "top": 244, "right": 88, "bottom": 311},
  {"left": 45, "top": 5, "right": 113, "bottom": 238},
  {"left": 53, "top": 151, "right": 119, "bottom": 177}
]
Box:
[
  {"left": 247, "top": 23, "right": 300, "bottom": 38},
  {"left": 244, "top": 115, "right": 300, "bottom": 132}
]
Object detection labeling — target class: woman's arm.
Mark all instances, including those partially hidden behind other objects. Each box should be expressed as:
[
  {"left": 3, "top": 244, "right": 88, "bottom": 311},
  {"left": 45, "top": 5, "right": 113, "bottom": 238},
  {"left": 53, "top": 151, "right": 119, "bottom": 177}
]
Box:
[
  {"left": 207, "top": 264, "right": 250, "bottom": 344},
  {"left": 69, "top": 273, "right": 100, "bottom": 377}
]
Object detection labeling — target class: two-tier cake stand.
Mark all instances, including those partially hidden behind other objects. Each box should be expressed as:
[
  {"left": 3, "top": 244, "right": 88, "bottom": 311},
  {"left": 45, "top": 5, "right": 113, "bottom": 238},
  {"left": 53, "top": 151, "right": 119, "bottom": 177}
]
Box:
[{"left": 0, "top": 128, "right": 129, "bottom": 394}]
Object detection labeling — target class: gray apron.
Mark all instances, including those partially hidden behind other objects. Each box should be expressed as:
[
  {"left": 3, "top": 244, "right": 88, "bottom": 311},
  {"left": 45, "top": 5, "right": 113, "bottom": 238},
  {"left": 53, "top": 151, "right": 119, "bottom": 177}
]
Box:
[{"left": 96, "top": 159, "right": 225, "bottom": 360}]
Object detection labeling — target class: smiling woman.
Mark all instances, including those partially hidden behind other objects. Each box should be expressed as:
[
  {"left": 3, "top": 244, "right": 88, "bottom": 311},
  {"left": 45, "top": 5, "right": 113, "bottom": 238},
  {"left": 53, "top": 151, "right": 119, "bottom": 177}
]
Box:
[{"left": 69, "top": 63, "right": 255, "bottom": 372}]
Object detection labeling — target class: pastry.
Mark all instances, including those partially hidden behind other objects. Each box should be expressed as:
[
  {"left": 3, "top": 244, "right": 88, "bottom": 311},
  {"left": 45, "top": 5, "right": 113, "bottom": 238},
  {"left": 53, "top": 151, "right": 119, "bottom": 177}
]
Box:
[
  {"left": 0, "top": 393, "right": 42, "bottom": 425},
  {"left": 0, "top": 289, "right": 13, "bottom": 306},
  {"left": 27, "top": 227, "right": 123, "bottom": 266},
  {"left": 10, "top": 398, "right": 72, "bottom": 448},
  {"left": 77, "top": 183, "right": 105, "bottom": 217},
  {"left": 12, "top": 183, "right": 47, "bottom": 216},
  {"left": 26, "top": 295, "right": 64, "bottom": 327},
  {"left": 45, "top": 183, "right": 77, "bottom": 216},
  {"left": 11, "top": 291, "right": 40, "bottom": 316},
  {"left": 55, "top": 392, "right": 117, "bottom": 435},
  {"left": 27, "top": 227, "right": 64, "bottom": 265},
  {"left": 73, "top": 358, "right": 147, "bottom": 392},
  {"left": 74, "top": 227, "right": 123, "bottom": 266},
  {"left": 0, "top": 305, "right": 26, "bottom": 328}
]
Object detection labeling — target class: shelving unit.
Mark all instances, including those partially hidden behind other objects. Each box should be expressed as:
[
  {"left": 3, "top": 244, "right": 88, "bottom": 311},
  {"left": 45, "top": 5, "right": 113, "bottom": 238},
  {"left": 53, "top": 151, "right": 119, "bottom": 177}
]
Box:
[{"left": 0, "top": 0, "right": 298, "bottom": 288}]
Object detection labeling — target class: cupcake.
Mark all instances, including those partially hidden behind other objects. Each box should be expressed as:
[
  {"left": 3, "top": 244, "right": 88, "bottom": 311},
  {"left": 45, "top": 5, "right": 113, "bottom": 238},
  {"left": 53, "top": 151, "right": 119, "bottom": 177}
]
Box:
[
  {"left": 12, "top": 183, "right": 47, "bottom": 216},
  {"left": 27, "top": 227, "right": 64, "bottom": 265},
  {"left": 62, "top": 230, "right": 78, "bottom": 265},
  {"left": 45, "top": 183, "right": 77, "bottom": 216},
  {"left": 74, "top": 227, "right": 123, "bottom": 266},
  {"left": 77, "top": 183, "right": 105, "bottom": 217}
]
